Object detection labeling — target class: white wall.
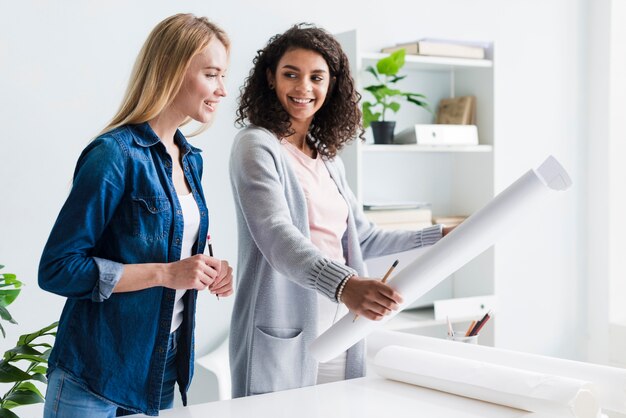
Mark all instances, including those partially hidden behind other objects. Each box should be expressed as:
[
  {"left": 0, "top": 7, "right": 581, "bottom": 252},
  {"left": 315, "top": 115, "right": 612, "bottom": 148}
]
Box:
[{"left": 0, "top": 0, "right": 592, "bottom": 407}]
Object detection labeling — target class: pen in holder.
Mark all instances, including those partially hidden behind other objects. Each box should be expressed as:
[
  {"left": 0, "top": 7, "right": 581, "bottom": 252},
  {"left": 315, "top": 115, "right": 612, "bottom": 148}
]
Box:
[{"left": 447, "top": 332, "right": 479, "bottom": 344}]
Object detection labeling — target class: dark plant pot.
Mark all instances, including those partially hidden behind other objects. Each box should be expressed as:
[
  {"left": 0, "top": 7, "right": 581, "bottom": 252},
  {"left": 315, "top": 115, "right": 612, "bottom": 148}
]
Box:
[{"left": 371, "top": 121, "right": 396, "bottom": 144}]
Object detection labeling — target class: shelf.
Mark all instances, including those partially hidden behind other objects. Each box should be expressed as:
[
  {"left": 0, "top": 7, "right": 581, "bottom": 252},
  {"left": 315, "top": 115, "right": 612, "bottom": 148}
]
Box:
[
  {"left": 385, "top": 307, "right": 477, "bottom": 332},
  {"left": 361, "top": 52, "right": 493, "bottom": 71},
  {"left": 362, "top": 144, "right": 493, "bottom": 153}
]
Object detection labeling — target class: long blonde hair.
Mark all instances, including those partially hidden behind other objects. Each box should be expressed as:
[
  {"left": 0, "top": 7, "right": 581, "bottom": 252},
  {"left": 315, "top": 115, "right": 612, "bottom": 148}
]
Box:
[{"left": 101, "top": 14, "right": 229, "bottom": 135}]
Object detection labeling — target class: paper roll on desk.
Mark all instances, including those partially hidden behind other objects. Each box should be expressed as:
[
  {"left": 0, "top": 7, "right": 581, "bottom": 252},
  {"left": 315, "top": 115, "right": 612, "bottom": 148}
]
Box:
[
  {"left": 375, "top": 346, "right": 600, "bottom": 418},
  {"left": 310, "top": 156, "right": 572, "bottom": 360},
  {"left": 368, "top": 330, "right": 626, "bottom": 415}
]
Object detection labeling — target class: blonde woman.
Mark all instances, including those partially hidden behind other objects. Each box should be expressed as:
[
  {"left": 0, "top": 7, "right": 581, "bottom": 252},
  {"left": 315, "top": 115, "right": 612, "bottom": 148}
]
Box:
[{"left": 39, "top": 14, "right": 233, "bottom": 417}]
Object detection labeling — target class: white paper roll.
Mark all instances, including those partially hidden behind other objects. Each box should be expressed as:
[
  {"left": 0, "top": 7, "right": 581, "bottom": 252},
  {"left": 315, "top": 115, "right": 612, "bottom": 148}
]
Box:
[
  {"left": 375, "top": 346, "right": 601, "bottom": 418},
  {"left": 310, "top": 156, "right": 572, "bottom": 362},
  {"left": 368, "top": 330, "right": 626, "bottom": 415}
]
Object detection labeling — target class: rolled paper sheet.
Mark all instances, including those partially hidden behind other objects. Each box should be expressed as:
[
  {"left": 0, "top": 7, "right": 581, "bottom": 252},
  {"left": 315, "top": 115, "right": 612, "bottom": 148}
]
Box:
[
  {"left": 310, "top": 155, "right": 572, "bottom": 362},
  {"left": 375, "top": 346, "right": 601, "bottom": 418},
  {"left": 367, "top": 330, "right": 626, "bottom": 415}
]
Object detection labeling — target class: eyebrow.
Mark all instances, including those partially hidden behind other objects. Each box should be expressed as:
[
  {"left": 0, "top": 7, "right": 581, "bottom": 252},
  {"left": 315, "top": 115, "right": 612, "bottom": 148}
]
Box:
[
  {"left": 203, "top": 66, "right": 223, "bottom": 71},
  {"left": 281, "top": 64, "right": 327, "bottom": 73}
]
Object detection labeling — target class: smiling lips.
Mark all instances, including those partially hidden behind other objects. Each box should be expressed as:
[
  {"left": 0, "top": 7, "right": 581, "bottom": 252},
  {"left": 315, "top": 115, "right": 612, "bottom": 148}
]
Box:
[
  {"left": 204, "top": 100, "right": 218, "bottom": 111},
  {"left": 290, "top": 97, "right": 314, "bottom": 104}
]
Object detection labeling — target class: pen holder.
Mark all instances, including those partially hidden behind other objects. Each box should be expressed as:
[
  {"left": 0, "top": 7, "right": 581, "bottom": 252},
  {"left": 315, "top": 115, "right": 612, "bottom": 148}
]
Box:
[{"left": 447, "top": 333, "right": 478, "bottom": 344}]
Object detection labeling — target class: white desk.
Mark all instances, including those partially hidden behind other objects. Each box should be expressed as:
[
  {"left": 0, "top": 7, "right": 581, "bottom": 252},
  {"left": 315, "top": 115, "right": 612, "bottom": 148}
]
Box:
[{"left": 132, "top": 376, "right": 551, "bottom": 418}]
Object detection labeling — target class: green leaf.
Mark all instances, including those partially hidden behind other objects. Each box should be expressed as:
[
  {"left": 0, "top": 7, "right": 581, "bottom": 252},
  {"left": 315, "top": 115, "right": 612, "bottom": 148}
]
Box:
[
  {"left": 362, "top": 103, "right": 381, "bottom": 128},
  {"left": 16, "top": 381, "right": 44, "bottom": 398},
  {"left": 365, "top": 66, "right": 379, "bottom": 81},
  {"left": 388, "top": 102, "right": 401, "bottom": 113},
  {"left": 28, "top": 343, "right": 52, "bottom": 349},
  {"left": 0, "top": 407, "right": 20, "bottom": 418},
  {"left": 0, "top": 290, "right": 21, "bottom": 308},
  {"left": 390, "top": 75, "right": 407, "bottom": 83},
  {"left": 0, "top": 265, "right": 5, "bottom": 270},
  {"left": 404, "top": 92, "right": 427, "bottom": 99},
  {"left": 0, "top": 323, "right": 5, "bottom": 339},
  {"left": 5, "top": 388, "right": 45, "bottom": 406},
  {"left": 30, "top": 366, "right": 47, "bottom": 375},
  {"left": 4, "top": 345, "right": 42, "bottom": 362},
  {"left": 377, "top": 49, "right": 405, "bottom": 76},
  {"left": 0, "top": 362, "right": 33, "bottom": 383},
  {"left": 17, "top": 322, "right": 58, "bottom": 346},
  {"left": 0, "top": 307, "right": 17, "bottom": 325},
  {"left": 406, "top": 96, "right": 431, "bottom": 111},
  {"left": 7, "top": 354, "right": 48, "bottom": 363},
  {"left": 29, "top": 373, "right": 47, "bottom": 384}
]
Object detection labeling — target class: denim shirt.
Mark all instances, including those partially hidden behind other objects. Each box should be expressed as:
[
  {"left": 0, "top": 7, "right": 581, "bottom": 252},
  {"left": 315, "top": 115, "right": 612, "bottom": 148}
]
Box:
[{"left": 39, "top": 122, "right": 209, "bottom": 416}]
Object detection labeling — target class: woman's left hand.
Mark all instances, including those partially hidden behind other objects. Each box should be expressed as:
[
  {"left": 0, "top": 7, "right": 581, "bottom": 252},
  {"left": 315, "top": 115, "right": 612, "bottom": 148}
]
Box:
[
  {"left": 442, "top": 224, "right": 458, "bottom": 237},
  {"left": 209, "top": 260, "right": 234, "bottom": 297}
]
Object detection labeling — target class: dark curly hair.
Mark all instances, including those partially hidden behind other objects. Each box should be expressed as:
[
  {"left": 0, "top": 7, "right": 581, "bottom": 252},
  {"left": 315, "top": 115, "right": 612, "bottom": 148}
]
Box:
[{"left": 236, "top": 23, "right": 364, "bottom": 158}]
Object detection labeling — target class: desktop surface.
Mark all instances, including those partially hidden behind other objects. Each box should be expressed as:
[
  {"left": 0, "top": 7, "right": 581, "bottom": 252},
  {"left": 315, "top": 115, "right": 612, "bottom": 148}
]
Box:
[{"left": 131, "top": 376, "right": 551, "bottom": 418}]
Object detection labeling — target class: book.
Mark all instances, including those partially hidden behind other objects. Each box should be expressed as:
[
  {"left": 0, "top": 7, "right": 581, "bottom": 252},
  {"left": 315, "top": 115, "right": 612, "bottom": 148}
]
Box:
[
  {"left": 393, "top": 124, "right": 478, "bottom": 146},
  {"left": 362, "top": 201, "right": 431, "bottom": 211},
  {"left": 432, "top": 215, "right": 467, "bottom": 227},
  {"left": 381, "top": 39, "right": 486, "bottom": 60},
  {"left": 375, "top": 221, "right": 433, "bottom": 231},
  {"left": 364, "top": 208, "right": 432, "bottom": 224},
  {"left": 436, "top": 96, "right": 476, "bottom": 125}
]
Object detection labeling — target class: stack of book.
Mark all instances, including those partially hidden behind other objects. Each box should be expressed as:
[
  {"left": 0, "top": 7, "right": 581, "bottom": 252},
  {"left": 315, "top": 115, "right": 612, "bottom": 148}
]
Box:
[
  {"left": 381, "top": 39, "right": 487, "bottom": 60},
  {"left": 363, "top": 202, "right": 432, "bottom": 231},
  {"left": 432, "top": 215, "right": 467, "bottom": 228}
]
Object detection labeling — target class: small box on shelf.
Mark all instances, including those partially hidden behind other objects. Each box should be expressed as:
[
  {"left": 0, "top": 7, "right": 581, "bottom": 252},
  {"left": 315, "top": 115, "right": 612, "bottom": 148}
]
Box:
[{"left": 394, "top": 124, "right": 479, "bottom": 146}]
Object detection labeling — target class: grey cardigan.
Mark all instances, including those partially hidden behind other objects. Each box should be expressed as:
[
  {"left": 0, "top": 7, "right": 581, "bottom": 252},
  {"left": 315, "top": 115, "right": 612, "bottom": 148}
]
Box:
[{"left": 228, "top": 126, "right": 442, "bottom": 397}]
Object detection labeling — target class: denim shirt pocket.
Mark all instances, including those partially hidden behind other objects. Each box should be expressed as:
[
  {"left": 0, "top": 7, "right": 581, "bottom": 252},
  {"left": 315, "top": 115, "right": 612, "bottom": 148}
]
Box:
[{"left": 132, "top": 196, "right": 171, "bottom": 241}]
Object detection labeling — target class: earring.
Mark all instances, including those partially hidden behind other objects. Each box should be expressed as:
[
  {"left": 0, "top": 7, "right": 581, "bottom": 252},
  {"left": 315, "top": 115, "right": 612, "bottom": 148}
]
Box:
[{"left": 269, "top": 83, "right": 275, "bottom": 90}]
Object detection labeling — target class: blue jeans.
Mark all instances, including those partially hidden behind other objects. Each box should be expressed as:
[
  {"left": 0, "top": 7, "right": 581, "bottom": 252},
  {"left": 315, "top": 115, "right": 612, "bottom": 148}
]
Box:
[{"left": 44, "top": 329, "right": 180, "bottom": 418}]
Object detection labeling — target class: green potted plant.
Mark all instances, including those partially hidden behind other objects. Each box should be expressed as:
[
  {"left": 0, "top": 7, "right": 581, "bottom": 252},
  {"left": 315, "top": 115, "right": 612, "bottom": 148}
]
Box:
[
  {"left": 362, "top": 49, "right": 430, "bottom": 144},
  {"left": 0, "top": 265, "right": 57, "bottom": 418}
]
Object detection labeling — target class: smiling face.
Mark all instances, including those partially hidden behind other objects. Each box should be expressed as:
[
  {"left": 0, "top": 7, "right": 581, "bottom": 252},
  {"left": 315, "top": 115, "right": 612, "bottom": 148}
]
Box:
[
  {"left": 269, "top": 48, "right": 331, "bottom": 131},
  {"left": 171, "top": 37, "right": 229, "bottom": 124}
]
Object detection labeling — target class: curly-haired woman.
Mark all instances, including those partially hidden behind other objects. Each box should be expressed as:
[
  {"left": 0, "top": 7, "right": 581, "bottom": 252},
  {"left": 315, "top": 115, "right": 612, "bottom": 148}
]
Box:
[{"left": 229, "top": 24, "right": 449, "bottom": 397}]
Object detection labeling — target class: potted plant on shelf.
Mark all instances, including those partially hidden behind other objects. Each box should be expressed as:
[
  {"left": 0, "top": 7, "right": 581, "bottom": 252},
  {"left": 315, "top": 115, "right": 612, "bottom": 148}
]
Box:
[{"left": 362, "top": 49, "right": 430, "bottom": 144}]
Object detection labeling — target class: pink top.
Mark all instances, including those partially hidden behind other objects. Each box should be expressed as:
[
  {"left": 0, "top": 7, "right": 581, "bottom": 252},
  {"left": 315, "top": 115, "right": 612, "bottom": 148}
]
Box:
[
  {"left": 281, "top": 139, "right": 350, "bottom": 379},
  {"left": 281, "top": 140, "right": 348, "bottom": 263}
]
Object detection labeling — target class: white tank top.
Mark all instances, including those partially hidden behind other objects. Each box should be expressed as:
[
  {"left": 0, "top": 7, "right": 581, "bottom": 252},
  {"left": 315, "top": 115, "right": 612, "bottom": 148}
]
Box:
[{"left": 170, "top": 193, "right": 200, "bottom": 333}]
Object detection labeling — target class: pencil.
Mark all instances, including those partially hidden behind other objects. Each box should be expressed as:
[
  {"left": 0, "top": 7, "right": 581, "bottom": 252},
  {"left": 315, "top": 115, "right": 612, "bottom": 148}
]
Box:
[
  {"left": 464, "top": 320, "right": 477, "bottom": 337},
  {"left": 469, "top": 310, "right": 492, "bottom": 336},
  {"left": 353, "top": 260, "right": 399, "bottom": 322},
  {"left": 207, "top": 234, "right": 218, "bottom": 301}
]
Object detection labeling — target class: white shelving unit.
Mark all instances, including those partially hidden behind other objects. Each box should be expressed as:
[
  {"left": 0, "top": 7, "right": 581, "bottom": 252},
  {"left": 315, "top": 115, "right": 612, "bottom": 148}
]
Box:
[{"left": 336, "top": 31, "right": 496, "bottom": 345}]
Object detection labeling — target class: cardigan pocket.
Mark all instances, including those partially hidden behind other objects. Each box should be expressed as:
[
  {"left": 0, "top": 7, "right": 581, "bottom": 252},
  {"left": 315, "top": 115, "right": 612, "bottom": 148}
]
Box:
[{"left": 249, "top": 326, "right": 305, "bottom": 395}]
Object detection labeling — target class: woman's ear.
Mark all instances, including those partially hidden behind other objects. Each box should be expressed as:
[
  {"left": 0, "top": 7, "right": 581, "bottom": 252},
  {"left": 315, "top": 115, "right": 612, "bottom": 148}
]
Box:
[{"left": 266, "top": 69, "right": 275, "bottom": 90}]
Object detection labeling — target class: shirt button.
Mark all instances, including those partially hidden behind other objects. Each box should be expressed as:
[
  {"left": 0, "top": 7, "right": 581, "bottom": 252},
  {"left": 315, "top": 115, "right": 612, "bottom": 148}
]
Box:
[
  {"left": 158, "top": 346, "right": 165, "bottom": 354},
  {"left": 201, "top": 212, "right": 205, "bottom": 217},
  {"left": 176, "top": 238, "right": 181, "bottom": 244},
  {"left": 184, "top": 166, "right": 189, "bottom": 171},
  {"left": 177, "top": 210, "right": 182, "bottom": 215}
]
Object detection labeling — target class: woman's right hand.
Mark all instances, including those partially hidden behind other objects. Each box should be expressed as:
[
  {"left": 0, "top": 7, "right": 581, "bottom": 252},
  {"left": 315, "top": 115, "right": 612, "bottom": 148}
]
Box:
[
  {"left": 164, "top": 254, "right": 223, "bottom": 290},
  {"left": 340, "top": 276, "right": 403, "bottom": 321}
]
